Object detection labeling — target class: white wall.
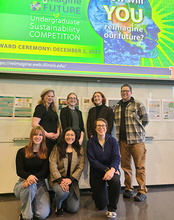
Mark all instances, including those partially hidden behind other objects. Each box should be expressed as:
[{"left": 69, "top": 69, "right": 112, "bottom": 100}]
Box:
[{"left": 0, "top": 78, "right": 174, "bottom": 193}]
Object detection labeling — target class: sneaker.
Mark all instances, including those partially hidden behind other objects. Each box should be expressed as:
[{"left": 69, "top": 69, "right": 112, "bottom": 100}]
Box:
[
  {"left": 134, "top": 193, "right": 147, "bottom": 202},
  {"left": 55, "top": 207, "right": 63, "bottom": 216},
  {"left": 123, "top": 190, "right": 133, "bottom": 198},
  {"left": 105, "top": 211, "right": 117, "bottom": 218}
]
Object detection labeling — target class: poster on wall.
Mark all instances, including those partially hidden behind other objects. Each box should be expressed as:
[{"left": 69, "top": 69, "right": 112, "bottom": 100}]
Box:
[
  {"left": 82, "top": 97, "right": 94, "bottom": 112},
  {"left": 0, "top": 95, "right": 14, "bottom": 118},
  {"left": 147, "top": 99, "right": 161, "bottom": 121},
  {"left": 0, "top": 0, "right": 174, "bottom": 80},
  {"left": 162, "top": 99, "right": 174, "bottom": 121},
  {"left": 106, "top": 98, "right": 120, "bottom": 111},
  {"left": 14, "top": 96, "right": 32, "bottom": 118}
]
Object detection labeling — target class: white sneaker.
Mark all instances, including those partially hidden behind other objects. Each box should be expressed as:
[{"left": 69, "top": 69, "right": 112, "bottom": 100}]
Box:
[{"left": 105, "top": 211, "right": 117, "bottom": 218}]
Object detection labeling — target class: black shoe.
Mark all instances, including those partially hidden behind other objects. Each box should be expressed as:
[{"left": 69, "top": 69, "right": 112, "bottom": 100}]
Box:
[
  {"left": 134, "top": 193, "right": 147, "bottom": 202},
  {"left": 123, "top": 190, "right": 133, "bottom": 198},
  {"left": 55, "top": 207, "right": 63, "bottom": 216}
]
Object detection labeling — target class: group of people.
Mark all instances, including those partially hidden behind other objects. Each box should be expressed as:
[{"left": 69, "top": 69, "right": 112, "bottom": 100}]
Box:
[{"left": 14, "top": 83, "right": 149, "bottom": 220}]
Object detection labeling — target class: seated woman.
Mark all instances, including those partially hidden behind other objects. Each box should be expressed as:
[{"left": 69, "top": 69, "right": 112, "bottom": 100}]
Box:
[
  {"left": 87, "top": 118, "right": 121, "bottom": 219},
  {"left": 14, "top": 126, "right": 50, "bottom": 220},
  {"left": 49, "top": 127, "right": 85, "bottom": 216}
]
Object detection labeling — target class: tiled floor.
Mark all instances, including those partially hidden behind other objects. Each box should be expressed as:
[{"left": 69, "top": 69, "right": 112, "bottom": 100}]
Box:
[{"left": 0, "top": 186, "right": 174, "bottom": 220}]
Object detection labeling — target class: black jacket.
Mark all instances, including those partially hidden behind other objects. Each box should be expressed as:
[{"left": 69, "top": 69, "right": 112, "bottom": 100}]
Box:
[
  {"left": 60, "top": 106, "right": 84, "bottom": 132},
  {"left": 87, "top": 105, "right": 114, "bottom": 139}
]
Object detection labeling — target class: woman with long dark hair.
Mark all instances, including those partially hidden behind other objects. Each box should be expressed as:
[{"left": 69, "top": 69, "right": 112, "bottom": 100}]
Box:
[
  {"left": 49, "top": 127, "right": 85, "bottom": 216},
  {"left": 32, "top": 88, "right": 61, "bottom": 151},
  {"left": 14, "top": 126, "right": 50, "bottom": 220},
  {"left": 87, "top": 91, "right": 114, "bottom": 139}
]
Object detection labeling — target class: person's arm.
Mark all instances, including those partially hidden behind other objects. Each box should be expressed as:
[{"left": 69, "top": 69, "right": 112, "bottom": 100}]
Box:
[
  {"left": 52, "top": 123, "right": 61, "bottom": 140},
  {"left": 109, "top": 138, "right": 121, "bottom": 171},
  {"left": 71, "top": 147, "right": 85, "bottom": 181},
  {"left": 87, "top": 140, "right": 108, "bottom": 171},
  {"left": 34, "top": 157, "right": 49, "bottom": 179},
  {"left": 32, "top": 116, "right": 54, "bottom": 139},
  {"left": 16, "top": 149, "right": 38, "bottom": 186},
  {"left": 106, "top": 107, "right": 114, "bottom": 134},
  {"left": 60, "top": 108, "right": 68, "bottom": 131},
  {"left": 79, "top": 131, "right": 84, "bottom": 145},
  {"left": 49, "top": 146, "right": 62, "bottom": 181},
  {"left": 138, "top": 103, "right": 149, "bottom": 127},
  {"left": 87, "top": 109, "right": 93, "bottom": 139}
]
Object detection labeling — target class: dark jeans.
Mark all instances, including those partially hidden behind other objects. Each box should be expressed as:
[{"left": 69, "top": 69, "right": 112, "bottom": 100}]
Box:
[{"left": 90, "top": 173, "right": 121, "bottom": 212}]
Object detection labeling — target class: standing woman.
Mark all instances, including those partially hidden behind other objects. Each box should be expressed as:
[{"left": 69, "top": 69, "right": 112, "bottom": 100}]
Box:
[
  {"left": 87, "top": 118, "right": 121, "bottom": 218},
  {"left": 87, "top": 91, "right": 114, "bottom": 139},
  {"left": 60, "top": 92, "right": 84, "bottom": 145},
  {"left": 49, "top": 127, "right": 85, "bottom": 216},
  {"left": 14, "top": 126, "right": 50, "bottom": 220},
  {"left": 32, "top": 88, "right": 61, "bottom": 151}
]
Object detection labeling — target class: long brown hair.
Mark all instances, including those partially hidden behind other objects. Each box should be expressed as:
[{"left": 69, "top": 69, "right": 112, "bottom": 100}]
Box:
[
  {"left": 38, "top": 90, "right": 56, "bottom": 112},
  {"left": 25, "top": 126, "right": 47, "bottom": 159}
]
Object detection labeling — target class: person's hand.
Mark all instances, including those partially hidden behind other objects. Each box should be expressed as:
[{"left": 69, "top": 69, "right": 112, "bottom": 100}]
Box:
[
  {"left": 103, "top": 168, "right": 115, "bottom": 181},
  {"left": 60, "top": 181, "right": 70, "bottom": 192},
  {"left": 115, "top": 170, "right": 120, "bottom": 175},
  {"left": 27, "top": 175, "right": 38, "bottom": 185},
  {"left": 22, "top": 180, "right": 29, "bottom": 188},
  {"left": 46, "top": 132, "right": 55, "bottom": 140},
  {"left": 61, "top": 178, "right": 72, "bottom": 186},
  {"left": 52, "top": 133, "right": 59, "bottom": 140}
]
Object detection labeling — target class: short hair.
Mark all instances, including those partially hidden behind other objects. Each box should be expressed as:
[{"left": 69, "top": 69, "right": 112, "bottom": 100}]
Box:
[
  {"left": 94, "top": 118, "right": 108, "bottom": 129},
  {"left": 121, "top": 83, "right": 132, "bottom": 92},
  {"left": 91, "top": 91, "right": 106, "bottom": 105},
  {"left": 67, "top": 92, "right": 77, "bottom": 100}
]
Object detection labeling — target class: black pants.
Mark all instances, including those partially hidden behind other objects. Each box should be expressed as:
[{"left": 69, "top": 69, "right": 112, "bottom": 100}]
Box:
[{"left": 90, "top": 173, "right": 121, "bottom": 212}]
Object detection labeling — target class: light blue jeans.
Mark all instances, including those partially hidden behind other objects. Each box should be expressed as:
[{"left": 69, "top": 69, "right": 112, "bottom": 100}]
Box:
[
  {"left": 52, "top": 183, "right": 80, "bottom": 213},
  {"left": 14, "top": 178, "right": 50, "bottom": 219}
]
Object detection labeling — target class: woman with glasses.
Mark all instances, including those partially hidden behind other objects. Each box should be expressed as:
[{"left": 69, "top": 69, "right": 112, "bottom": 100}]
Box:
[
  {"left": 14, "top": 126, "right": 50, "bottom": 220},
  {"left": 87, "top": 91, "right": 114, "bottom": 139},
  {"left": 87, "top": 118, "right": 121, "bottom": 219},
  {"left": 32, "top": 88, "right": 61, "bottom": 152},
  {"left": 60, "top": 93, "right": 84, "bottom": 145},
  {"left": 49, "top": 127, "right": 85, "bottom": 216}
]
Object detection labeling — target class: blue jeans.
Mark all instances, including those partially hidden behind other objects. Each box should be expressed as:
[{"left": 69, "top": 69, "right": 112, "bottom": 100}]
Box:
[
  {"left": 14, "top": 178, "right": 50, "bottom": 219},
  {"left": 52, "top": 183, "right": 80, "bottom": 213}
]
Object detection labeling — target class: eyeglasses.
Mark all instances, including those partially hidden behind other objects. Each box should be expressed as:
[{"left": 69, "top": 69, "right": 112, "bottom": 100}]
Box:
[
  {"left": 68, "top": 97, "right": 77, "bottom": 100},
  {"left": 121, "top": 90, "right": 130, "bottom": 93},
  {"left": 96, "top": 125, "right": 106, "bottom": 128},
  {"left": 65, "top": 134, "right": 75, "bottom": 137}
]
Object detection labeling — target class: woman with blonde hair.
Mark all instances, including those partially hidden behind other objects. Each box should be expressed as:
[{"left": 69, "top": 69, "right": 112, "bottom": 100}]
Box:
[
  {"left": 14, "top": 126, "right": 50, "bottom": 220},
  {"left": 32, "top": 88, "right": 61, "bottom": 151}
]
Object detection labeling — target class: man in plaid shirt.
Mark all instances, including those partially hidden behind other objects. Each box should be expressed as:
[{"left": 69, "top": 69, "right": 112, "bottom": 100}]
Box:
[{"left": 114, "top": 83, "right": 149, "bottom": 202}]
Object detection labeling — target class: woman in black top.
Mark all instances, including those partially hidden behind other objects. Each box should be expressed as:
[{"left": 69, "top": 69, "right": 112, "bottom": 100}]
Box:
[
  {"left": 14, "top": 126, "right": 50, "bottom": 220},
  {"left": 87, "top": 91, "right": 114, "bottom": 139},
  {"left": 32, "top": 88, "right": 61, "bottom": 151},
  {"left": 60, "top": 93, "right": 84, "bottom": 145}
]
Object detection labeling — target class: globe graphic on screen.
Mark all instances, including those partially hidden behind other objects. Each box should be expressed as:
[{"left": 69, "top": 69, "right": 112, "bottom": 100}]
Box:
[{"left": 30, "top": 1, "right": 41, "bottom": 11}]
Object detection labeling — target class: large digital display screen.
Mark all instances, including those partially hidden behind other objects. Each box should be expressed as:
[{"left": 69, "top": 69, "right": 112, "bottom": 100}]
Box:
[{"left": 0, "top": 0, "right": 174, "bottom": 79}]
